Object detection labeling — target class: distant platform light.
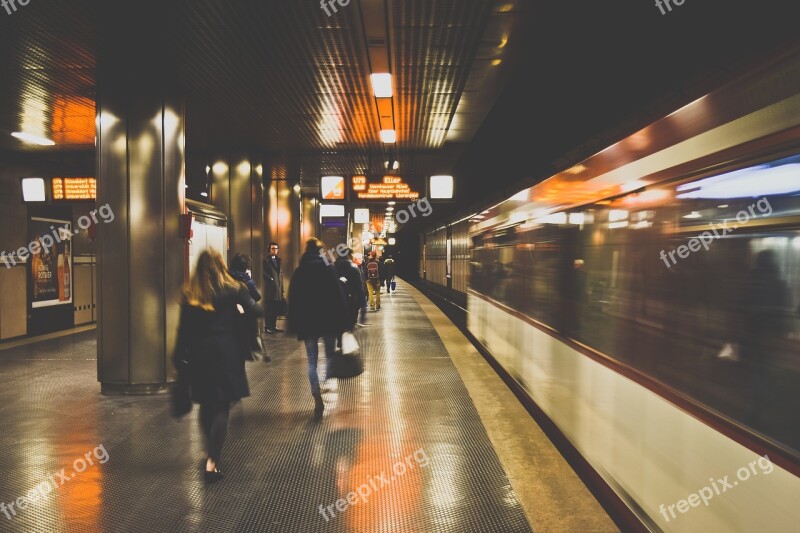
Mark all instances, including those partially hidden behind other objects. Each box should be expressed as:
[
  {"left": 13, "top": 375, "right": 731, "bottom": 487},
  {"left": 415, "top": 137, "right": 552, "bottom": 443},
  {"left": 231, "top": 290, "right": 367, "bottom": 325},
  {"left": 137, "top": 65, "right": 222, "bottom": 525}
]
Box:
[
  {"left": 354, "top": 208, "right": 370, "bottom": 224},
  {"left": 12, "top": 132, "right": 55, "bottom": 146},
  {"left": 430, "top": 175, "right": 454, "bottom": 199},
  {"left": 388, "top": 238, "right": 396, "bottom": 245},
  {"left": 200, "top": 191, "right": 208, "bottom": 197},
  {"left": 371, "top": 73, "right": 393, "bottom": 98},
  {"left": 380, "top": 129, "right": 396, "bottom": 143}
]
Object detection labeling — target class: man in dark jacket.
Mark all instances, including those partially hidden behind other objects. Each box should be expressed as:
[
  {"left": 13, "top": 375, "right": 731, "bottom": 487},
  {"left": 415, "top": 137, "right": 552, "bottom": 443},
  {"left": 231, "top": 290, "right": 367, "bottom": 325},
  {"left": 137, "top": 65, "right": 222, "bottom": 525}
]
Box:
[
  {"left": 287, "top": 238, "right": 350, "bottom": 413},
  {"left": 263, "top": 242, "right": 284, "bottom": 333},
  {"left": 334, "top": 248, "right": 366, "bottom": 334}
]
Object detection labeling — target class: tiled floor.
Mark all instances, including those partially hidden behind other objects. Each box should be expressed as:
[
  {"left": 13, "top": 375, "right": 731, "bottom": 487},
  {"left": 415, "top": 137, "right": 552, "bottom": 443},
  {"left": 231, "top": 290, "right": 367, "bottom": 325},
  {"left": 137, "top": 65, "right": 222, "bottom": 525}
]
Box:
[{"left": 0, "top": 284, "right": 532, "bottom": 532}]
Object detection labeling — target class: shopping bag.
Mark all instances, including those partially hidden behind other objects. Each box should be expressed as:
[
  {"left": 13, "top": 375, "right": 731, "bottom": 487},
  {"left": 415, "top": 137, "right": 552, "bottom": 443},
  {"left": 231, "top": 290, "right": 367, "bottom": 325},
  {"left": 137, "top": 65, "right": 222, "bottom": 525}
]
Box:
[
  {"left": 329, "top": 332, "right": 364, "bottom": 378},
  {"left": 341, "top": 331, "right": 359, "bottom": 355},
  {"left": 390, "top": 280, "right": 397, "bottom": 291}
]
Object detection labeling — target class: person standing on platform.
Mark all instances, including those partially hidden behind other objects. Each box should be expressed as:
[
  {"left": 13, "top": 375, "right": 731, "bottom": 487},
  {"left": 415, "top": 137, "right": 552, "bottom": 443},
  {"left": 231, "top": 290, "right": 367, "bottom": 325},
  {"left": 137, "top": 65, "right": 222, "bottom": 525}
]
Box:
[
  {"left": 365, "top": 252, "right": 381, "bottom": 311},
  {"left": 263, "top": 242, "right": 284, "bottom": 333},
  {"left": 287, "top": 238, "right": 349, "bottom": 414},
  {"left": 173, "top": 249, "right": 262, "bottom": 483},
  {"left": 383, "top": 254, "right": 396, "bottom": 293}
]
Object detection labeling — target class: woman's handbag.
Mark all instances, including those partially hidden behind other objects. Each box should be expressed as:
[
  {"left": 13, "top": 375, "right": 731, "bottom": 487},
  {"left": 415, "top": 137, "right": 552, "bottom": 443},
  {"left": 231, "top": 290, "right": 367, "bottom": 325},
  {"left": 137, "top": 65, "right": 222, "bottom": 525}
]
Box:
[{"left": 171, "top": 359, "right": 193, "bottom": 418}]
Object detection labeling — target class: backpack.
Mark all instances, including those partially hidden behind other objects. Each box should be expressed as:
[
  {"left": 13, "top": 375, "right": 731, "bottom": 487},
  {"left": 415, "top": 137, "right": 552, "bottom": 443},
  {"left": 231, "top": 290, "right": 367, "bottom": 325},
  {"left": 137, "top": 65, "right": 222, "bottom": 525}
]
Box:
[{"left": 366, "top": 260, "right": 379, "bottom": 280}]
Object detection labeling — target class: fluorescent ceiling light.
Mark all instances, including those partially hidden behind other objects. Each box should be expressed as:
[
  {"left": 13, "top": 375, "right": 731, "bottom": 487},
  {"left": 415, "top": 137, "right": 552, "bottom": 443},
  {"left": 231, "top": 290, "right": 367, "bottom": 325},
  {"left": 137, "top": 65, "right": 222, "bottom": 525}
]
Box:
[
  {"left": 371, "top": 73, "right": 393, "bottom": 98},
  {"left": 380, "top": 130, "right": 396, "bottom": 143},
  {"left": 387, "top": 201, "right": 396, "bottom": 205},
  {"left": 388, "top": 238, "right": 396, "bottom": 245},
  {"left": 12, "top": 132, "right": 55, "bottom": 146},
  {"left": 430, "top": 175, "right": 454, "bottom": 199},
  {"left": 200, "top": 192, "right": 208, "bottom": 197},
  {"left": 21, "top": 178, "right": 46, "bottom": 202},
  {"left": 683, "top": 211, "right": 702, "bottom": 219}
]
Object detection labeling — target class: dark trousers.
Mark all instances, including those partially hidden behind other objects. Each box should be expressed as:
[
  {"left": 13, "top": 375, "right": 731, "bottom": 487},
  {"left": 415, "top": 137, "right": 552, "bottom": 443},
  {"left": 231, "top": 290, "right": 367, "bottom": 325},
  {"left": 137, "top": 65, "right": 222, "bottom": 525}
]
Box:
[
  {"left": 385, "top": 277, "right": 394, "bottom": 293},
  {"left": 265, "top": 300, "right": 279, "bottom": 330},
  {"left": 199, "top": 400, "right": 231, "bottom": 462}
]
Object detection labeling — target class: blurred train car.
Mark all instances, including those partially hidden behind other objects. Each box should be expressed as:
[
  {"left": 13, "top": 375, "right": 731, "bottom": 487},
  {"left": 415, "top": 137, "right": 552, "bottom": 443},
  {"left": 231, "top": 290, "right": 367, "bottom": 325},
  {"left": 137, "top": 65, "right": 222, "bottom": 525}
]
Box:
[{"left": 421, "top": 49, "right": 800, "bottom": 531}]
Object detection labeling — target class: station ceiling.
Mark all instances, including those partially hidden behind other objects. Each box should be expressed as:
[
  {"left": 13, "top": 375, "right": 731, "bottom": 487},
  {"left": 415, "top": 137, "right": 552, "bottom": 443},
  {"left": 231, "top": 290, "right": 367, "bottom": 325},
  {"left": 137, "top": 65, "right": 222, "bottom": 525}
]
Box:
[{"left": 0, "top": 0, "right": 798, "bottom": 227}]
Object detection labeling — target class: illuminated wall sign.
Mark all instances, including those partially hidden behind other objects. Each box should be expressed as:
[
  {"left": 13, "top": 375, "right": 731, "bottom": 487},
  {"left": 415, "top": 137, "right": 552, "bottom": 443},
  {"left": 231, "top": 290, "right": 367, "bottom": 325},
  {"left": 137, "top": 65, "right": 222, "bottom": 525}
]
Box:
[
  {"left": 320, "top": 175, "right": 345, "bottom": 200},
  {"left": 352, "top": 175, "right": 367, "bottom": 192},
  {"left": 352, "top": 175, "right": 420, "bottom": 200},
  {"left": 52, "top": 177, "right": 96, "bottom": 201}
]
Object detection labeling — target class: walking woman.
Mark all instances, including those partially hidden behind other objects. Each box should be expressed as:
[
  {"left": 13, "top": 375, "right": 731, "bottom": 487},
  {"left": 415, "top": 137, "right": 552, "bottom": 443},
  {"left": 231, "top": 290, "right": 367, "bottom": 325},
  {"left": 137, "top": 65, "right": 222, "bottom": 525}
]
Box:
[
  {"left": 173, "top": 249, "right": 262, "bottom": 483},
  {"left": 287, "top": 238, "right": 349, "bottom": 413}
]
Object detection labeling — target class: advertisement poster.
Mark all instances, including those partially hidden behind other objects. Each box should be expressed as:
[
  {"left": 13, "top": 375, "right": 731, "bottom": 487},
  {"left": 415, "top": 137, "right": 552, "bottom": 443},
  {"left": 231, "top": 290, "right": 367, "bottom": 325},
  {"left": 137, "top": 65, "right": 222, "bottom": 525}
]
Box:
[{"left": 29, "top": 217, "right": 72, "bottom": 308}]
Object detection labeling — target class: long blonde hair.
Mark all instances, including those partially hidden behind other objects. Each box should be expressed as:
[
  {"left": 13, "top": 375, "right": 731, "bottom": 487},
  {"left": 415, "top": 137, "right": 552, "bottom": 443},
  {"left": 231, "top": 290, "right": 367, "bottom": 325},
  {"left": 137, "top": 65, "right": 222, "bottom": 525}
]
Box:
[{"left": 185, "top": 249, "right": 238, "bottom": 310}]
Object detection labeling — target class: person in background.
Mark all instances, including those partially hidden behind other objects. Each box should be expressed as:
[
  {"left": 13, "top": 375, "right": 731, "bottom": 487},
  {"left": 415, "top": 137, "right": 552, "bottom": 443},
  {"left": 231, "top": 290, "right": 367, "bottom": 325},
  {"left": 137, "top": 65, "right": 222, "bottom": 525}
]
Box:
[
  {"left": 383, "top": 254, "right": 396, "bottom": 293},
  {"left": 365, "top": 252, "right": 381, "bottom": 311},
  {"left": 287, "top": 238, "right": 349, "bottom": 414},
  {"left": 173, "top": 249, "right": 262, "bottom": 483},
  {"left": 263, "top": 242, "right": 284, "bottom": 333},
  {"left": 229, "top": 253, "right": 261, "bottom": 302},
  {"left": 228, "top": 253, "right": 269, "bottom": 363},
  {"left": 334, "top": 247, "right": 366, "bottom": 343}
]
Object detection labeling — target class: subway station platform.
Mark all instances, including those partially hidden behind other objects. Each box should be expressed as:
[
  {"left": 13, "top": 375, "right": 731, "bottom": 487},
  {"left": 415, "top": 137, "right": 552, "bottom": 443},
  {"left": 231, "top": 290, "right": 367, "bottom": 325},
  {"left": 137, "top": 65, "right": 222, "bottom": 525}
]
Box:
[{"left": 0, "top": 283, "right": 616, "bottom": 533}]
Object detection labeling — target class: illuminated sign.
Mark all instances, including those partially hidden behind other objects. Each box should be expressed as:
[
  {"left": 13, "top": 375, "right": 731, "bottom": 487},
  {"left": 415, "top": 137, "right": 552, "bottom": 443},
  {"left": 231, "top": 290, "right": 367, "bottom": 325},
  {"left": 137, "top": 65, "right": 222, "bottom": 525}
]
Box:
[
  {"left": 52, "top": 177, "right": 96, "bottom": 201},
  {"left": 352, "top": 175, "right": 420, "bottom": 200},
  {"left": 320, "top": 176, "right": 345, "bottom": 200}
]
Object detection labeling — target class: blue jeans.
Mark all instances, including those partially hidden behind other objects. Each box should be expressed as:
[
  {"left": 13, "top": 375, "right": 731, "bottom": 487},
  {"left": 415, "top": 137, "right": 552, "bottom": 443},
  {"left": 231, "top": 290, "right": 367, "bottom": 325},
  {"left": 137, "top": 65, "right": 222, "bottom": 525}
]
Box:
[{"left": 304, "top": 337, "right": 336, "bottom": 395}]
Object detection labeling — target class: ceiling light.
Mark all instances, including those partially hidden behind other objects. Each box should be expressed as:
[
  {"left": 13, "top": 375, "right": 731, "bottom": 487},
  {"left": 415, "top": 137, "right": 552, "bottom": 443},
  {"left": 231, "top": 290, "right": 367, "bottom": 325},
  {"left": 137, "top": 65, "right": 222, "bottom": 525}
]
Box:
[
  {"left": 388, "top": 238, "right": 396, "bottom": 245},
  {"left": 386, "top": 207, "right": 394, "bottom": 212},
  {"left": 354, "top": 208, "right": 370, "bottom": 223},
  {"left": 21, "top": 178, "right": 46, "bottom": 202},
  {"left": 683, "top": 211, "right": 702, "bottom": 219},
  {"left": 200, "top": 192, "right": 208, "bottom": 197},
  {"left": 370, "top": 73, "right": 393, "bottom": 98},
  {"left": 491, "top": 59, "right": 502, "bottom": 67},
  {"left": 12, "top": 132, "right": 55, "bottom": 146},
  {"left": 430, "top": 175, "right": 454, "bottom": 199},
  {"left": 387, "top": 201, "right": 396, "bottom": 206},
  {"left": 380, "top": 130, "right": 396, "bottom": 143}
]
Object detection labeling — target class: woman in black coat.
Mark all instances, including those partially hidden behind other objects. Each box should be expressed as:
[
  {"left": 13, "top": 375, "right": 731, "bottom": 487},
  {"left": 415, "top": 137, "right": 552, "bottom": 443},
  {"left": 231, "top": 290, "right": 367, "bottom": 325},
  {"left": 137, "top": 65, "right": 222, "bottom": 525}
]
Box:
[
  {"left": 287, "top": 238, "right": 350, "bottom": 413},
  {"left": 173, "top": 249, "right": 262, "bottom": 483}
]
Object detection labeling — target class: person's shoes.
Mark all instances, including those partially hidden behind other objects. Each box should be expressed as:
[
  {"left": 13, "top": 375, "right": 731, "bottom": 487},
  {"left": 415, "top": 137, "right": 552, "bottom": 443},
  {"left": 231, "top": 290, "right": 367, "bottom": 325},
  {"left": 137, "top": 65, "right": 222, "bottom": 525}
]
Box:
[
  {"left": 273, "top": 327, "right": 284, "bottom": 333},
  {"left": 262, "top": 354, "right": 272, "bottom": 362},
  {"left": 312, "top": 391, "right": 325, "bottom": 413},
  {"left": 204, "top": 467, "right": 223, "bottom": 484},
  {"left": 265, "top": 328, "right": 276, "bottom": 334}
]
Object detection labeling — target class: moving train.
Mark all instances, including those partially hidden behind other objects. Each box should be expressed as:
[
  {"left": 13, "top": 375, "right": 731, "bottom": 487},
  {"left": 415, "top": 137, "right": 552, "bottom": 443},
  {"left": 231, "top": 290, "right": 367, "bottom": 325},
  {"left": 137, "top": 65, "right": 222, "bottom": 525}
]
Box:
[{"left": 420, "top": 48, "right": 800, "bottom": 531}]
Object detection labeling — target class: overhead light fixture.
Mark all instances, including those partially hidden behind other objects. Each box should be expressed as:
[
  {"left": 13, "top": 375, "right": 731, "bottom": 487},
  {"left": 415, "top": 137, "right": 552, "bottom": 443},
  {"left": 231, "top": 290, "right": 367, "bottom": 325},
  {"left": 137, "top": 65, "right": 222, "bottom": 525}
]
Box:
[
  {"left": 387, "top": 201, "right": 396, "bottom": 206},
  {"left": 200, "top": 191, "right": 208, "bottom": 197},
  {"left": 354, "top": 208, "right": 370, "bottom": 223},
  {"left": 388, "top": 238, "right": 396, "bottom": 245},
  {"left": 380, "top": 130, "right": 396, "bottom": 143},
  {"left": 370, "top": 73, "right": 393, "bottom": 98},
  {"left": 430, "top": 175, "right": 454, "bottom": 199},
  {"left": 12, "top": 132, "right": 55, "bottom": 146},
  {"left": 683, "top": 211, "right": 702, "bottom": 219},
  {"left": 21, "top": 177, "right": 47, "bottom": 202}
]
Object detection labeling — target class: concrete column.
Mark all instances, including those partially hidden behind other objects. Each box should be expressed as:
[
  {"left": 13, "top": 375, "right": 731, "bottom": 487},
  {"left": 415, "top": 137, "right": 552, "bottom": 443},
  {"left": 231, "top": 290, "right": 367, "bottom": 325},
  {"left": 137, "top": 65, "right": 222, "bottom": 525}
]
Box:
[{"left": 96, "top": 2, "right": 185, "bottom": 394}]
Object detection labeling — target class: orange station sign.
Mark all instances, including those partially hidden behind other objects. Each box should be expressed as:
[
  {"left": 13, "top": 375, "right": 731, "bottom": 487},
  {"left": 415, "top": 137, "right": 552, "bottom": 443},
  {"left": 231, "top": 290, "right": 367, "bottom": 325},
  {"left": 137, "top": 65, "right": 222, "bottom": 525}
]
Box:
[
  {"left": 52, "top": 177, "right": 96, "bottom": 201},
  {"left": 351, "top": 175, "right": 420, "bottom": 200}
]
